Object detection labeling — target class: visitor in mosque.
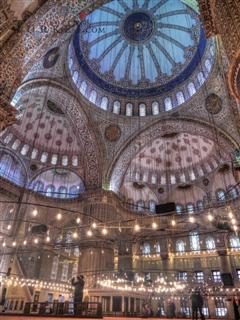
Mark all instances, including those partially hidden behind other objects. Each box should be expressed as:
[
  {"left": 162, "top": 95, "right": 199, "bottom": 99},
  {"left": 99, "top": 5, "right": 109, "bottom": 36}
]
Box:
[
  {"left": 71, "top": 275, "right": 85, "bottom": 314},
  {"left": 166, "top": 300, "right": 176, "bottom": 318},
  {"left": 191, "top": 290, "right": 205, "bottom": 320},
  {"left": 233, "top": 297, "right": 240, "bottom": 320}
]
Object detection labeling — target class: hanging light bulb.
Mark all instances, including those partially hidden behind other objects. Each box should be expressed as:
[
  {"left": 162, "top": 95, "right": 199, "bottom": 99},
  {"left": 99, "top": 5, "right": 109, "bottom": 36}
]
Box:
[
  {"left": 23, "top": 240, "right": 27, "bottom": 246},
  {"left": 34, "top": 238, "right": 39, "bottom": 244},
  {"left": 189, "top": 216, "right": 195, "bottom": 223},
  {"left": 46, "top": 236, "right": 50, "bottom": 242},
  {"left": 171, "top": 220, "right": 176, "bottom": 226},
  {"left": 76, "top": 217, "right": 81, "bottom": 224},
  {"left": 7, "top": 224, "right": 11, "bottom": 230},
  {"left": 152, "top": 221, "right": 158, "bottom": 229},
  {"left": 87, "top": 229, "right": 93, "bottom": 237},
  {"left": 56, "top": 213, "right": 62, "bottom": 221},
  {"left": 92, "top": 222, "right": 97, "bottom": 229},
  {"left": 134, "top": 223, "right": 140, "bottom": 232},
  {"left": 2, "top": 242, "right": 6, "bottom": 247},
  {"left": 233, "top": 225, "right": 238, "bottom": 231},
  {"left": 102, "top": 227, "right": 108, "bottom": 235},
  {"left": 207, "top": 213, "right": 214, "bottom": 221},
  {"left": 32, "top": 209, "right": 38, "bottom": 217},
  {"left": 73, "top": 231, "right": 78, "bottom": 239},
  {"left": 228, "top": 210, "right": 233, "bottom": 219},
  {"left": 231, "top": 218, "right": 237, "bottom": 225},
  {"left": 12, "top": 241, "right": 16, "bottom": 247}
]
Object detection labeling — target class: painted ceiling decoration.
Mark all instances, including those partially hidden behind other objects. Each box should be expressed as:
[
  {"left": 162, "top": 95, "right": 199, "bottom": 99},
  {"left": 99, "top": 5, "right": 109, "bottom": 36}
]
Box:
[{"left": 71, "top": 0, "right": 207, "bottom": 98}]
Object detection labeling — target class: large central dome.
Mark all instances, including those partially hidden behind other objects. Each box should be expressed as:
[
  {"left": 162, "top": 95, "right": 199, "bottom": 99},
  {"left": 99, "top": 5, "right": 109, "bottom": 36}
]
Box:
[{"left": 72, "top": 0, "right": 205, "bottom": 98}]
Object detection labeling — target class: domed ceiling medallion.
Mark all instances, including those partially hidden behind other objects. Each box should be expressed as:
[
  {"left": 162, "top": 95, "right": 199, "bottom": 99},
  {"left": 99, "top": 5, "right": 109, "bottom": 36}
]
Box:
[
  {"left": 72, "top": 0, "right": 207, "bottom": 98},
  {"left": 205, "top": 93, "right": 223, "bottom": 114},
  {"left": 105, "top": 125, "right": 121, "bottom": 141}
]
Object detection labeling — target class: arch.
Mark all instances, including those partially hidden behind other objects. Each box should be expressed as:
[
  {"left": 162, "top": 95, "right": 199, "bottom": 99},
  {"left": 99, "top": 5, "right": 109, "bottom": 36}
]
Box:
[
  {"left": 137, "top": 200, "right": 144, "bottom": 212},
  {"left": 152, "top": 101, "right": 159, "bottom": 115},
  {"left": 216, "top": 189, "right": 226, "bottom": 202},
  {"left": 113, "top": 101, "right": 121, "bottom": 114},
  {"left": 176, "top": 240, "right": 185, "bottom": 253},
  {"left": 29, "top": 168, "right": 85, "bottom": 199},
  {"left": 148, "top": 200, "right": 156, "bottom": 213},
  {"left": 176, "top": 91, "right": 185, "bottom": 105},
  {"left": 206, "top": 236, "right": 216, "bottom": 251},
  {"left": 0, "top": 149, "right": 28, "bottom": 186},
  {"left": 188, "top": 82, "right": 196, "bottom": 96},
  {"left": 229, "top": 234, "right": 240, "bottom": 249},
  {"left": 142, "top": 243, "right": 151, "bottom": 255},
  {"left": 126, "top": 103, "right": 133, "bottom": 116},
  {"left": 100, "top": 97, "right": 108, "bottom": 110},
  {"left": 164, "top": 97, "right": 172, "bottom": 111},
  {"left": 196, "top": 200, "right": 204, "bottom": 212},
  {"left": 108, "top": 118, "right": 237, "bottom": 193},
  {"left": 186, "top": 202, "right": 194, "bottom": 214},
  {"left": 89, "top": 90, "right": 97, "bottom": 104},
  {"left": 139, "top": 103, "right": 146, "bottom": 116},
  {"left": 18, "top": 83, "right": 102, "bottom": 188},
  {"left": 176, "top": 204, "right": 183, "bottom": 214},
  {"left": 51, "top": 256, "right": 59, "bottom": 280}
]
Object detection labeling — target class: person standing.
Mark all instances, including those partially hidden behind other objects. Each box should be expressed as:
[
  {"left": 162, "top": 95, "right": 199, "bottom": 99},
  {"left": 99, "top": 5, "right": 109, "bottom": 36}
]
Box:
[
  {"left": 71, "top": 275, "right": 85, "bottom": 315},
  {"left": 233, "top": 298, "right": 240, "bottom": 320},
  {"left": 196, "top": 291, "right": 205, "bottom": 320}
]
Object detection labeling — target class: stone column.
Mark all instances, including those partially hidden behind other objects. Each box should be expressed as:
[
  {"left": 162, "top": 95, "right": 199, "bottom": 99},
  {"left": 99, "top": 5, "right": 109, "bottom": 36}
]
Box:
[{"left": 198, "top": 0, "right": 240, "bottom": 101}]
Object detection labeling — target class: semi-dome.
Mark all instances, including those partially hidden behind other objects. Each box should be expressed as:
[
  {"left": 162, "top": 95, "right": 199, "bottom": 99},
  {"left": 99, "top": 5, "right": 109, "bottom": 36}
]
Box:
[{"left": 68, "top": 0, "right": 215, "bottom": 116}]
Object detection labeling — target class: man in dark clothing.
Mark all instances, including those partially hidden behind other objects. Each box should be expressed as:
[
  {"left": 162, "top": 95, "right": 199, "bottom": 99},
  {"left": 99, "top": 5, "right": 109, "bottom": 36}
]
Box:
[
  {"left": 71, "top": 275, "right": 85, "bottom": 315},
  {"left": 191, "top": 291, "right": 205, "bottom": 320}
]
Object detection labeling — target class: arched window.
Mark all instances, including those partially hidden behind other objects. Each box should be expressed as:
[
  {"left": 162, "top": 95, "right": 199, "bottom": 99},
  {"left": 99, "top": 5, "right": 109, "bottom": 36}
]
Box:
[
  {"left": 21, "top": 144, "right": 29, "bottom": 156},
  {"left": 206, "top": 236, "right": 216, "bottom": 251},
  {"left": 61, "top": 262, "right": 69, "bottom": 282},
  {"left": 40, "top": 152, "right": 48, "bottom": 163},
  {"left": 62, "top": 155, "right": 68, "bottom": 166},
  {"left": 205, "top": 59, "right": 211, "bottom": 72},
  {"left": 187, "top": 203, "right": 194, "bottom": 214},
  {"left": 74, "top": 247, "right": 80, "bottom": 257},
  {"left": 51, "top": 154, "right": 58, "bottom": 165},
  {"left": 190, "top": 170, "right": 196, "bottom": 181},
  {"left": 188, "top": 82, "right": 196, "bottom": 96},
  {"left": 12, "top": 139, "right": 21, "bottom": 150},
  {"left": 143, "top": 243, "right": 151, "bottom": 255},
  {"left": 69, "top": 185, "right": 78, "bottom": 197},
  {"left": 229, "top": 235, "right": 240, "bottom": 249},
  {"left": 155, "top": 242, "right": 160, "bottom": 254},
  {"left": 189, "top": 232, "right": 200, "bottom": 252},
  {"left": 228, "top": 186, "right": 238, "bottom": 199},
  {"left": 176, "top": 240, "right": 185, "bottom": 253},
  {"left": 176, "top": 91, "right": 185, "bottom": 105},
  {"left": 197, "top": 72, "right": 205, "bottom": 85},
  {"left": 137, "top": 200, "right": 144, "bottom": 212},
  {"left": 51, "top": 256, "right": 59, "bottom": 280},
  {"left": 170, "top": 174, "right": 176, "bottom": 184},
  {"left": 139, "top": 103, "right": 146, "bottom": 116},
  {"left": 152, "top": 101, "right": 159, "bottom": 115},
  {"left": 72, "top": 156, "right": 78, "bottom": 167},
  {"left": 216, "top": 189, "right": 226, "bottom": 202},
  {"left": 31, "top": 148, "right": 38, "bottom": 160},
  {"left": 149, "top": 200, "right": 156, "bottom": 213},
  {"left": 176, "top": 204, "right": 183, "bottom": 214},
  {"left": 100, "top": 97, "right": 108, "bottom": 110},
  {"left": 68, "top": 57, "right": 73, "bottom": 69},
  {"left": 143, "top": 172, "right": 148, "bottom": 182},
  {"left": 126, "top": 103, "right": 133, "bottom": 116},
  {"left": 180, "top": 173, "right": 186, "bottom": 183},
  {"left": 113, "top": 101, "right": 120, "bottom": 114},
  {"left": 73, "top": 71, "right": 78, "bottom": 84},
  {"left": 210, "top": 46, "right": 215, "bottom": 56},
  {"left": 89, "top": 90, "right": 97, "bottom": 104},
  {"left": 4, "top": 133, "right": 13, "bottom": 144},
  {"left": 72, "top": 262, "right": 78, "bottom": 277},
  {"left": 33, "top": 180, "right": 44, "bottom": 193},
  {"left": 46, "top": 185, "right": 55, "bottom": 197},
  {"left": 196, "top": 200, "right": 204, "bottom": 212},
  {"left": 80, "top": 81, "right": 87, "bottom": 95},
  {"left": 58, "top": 186, "right": 67, "bottom": 199},
  {"left": 164, "top": 97, "right": 172, "bottom": 111},
  {"left": 151, "top": 174, "right": 157, "bottom": 184}
]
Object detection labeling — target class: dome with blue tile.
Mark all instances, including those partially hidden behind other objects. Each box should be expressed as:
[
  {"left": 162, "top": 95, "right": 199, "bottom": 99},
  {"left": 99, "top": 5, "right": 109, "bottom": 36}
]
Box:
[{"left": 71, "top": 0, "right": 209, "bottom": 99}]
